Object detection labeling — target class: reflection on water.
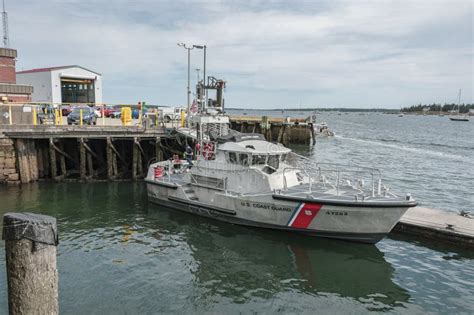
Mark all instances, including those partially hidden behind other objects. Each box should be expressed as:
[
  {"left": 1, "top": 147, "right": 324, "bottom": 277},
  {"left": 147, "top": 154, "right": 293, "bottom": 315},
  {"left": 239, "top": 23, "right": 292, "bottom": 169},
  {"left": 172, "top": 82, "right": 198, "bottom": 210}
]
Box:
[
  {"left": 0, "top": 182, "right": 472, "bottom": 314},
  {"left": 146, "top": 206, "right": 409, "bottom": 311}
]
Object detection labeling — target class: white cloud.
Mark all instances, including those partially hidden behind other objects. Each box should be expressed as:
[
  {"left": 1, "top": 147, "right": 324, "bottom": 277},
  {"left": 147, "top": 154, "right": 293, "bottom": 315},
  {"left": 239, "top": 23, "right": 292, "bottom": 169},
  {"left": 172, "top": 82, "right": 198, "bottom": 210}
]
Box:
[{"left": 8, "top": 0, "right": 473, "bottom": 108}]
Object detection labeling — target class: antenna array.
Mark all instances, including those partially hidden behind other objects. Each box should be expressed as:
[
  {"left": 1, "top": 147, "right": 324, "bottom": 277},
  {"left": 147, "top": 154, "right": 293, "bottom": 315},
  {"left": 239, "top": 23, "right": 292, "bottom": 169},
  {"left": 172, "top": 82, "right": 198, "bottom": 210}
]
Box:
[{"left": 2, "top": 0, "right": 9, "bottom": 47}]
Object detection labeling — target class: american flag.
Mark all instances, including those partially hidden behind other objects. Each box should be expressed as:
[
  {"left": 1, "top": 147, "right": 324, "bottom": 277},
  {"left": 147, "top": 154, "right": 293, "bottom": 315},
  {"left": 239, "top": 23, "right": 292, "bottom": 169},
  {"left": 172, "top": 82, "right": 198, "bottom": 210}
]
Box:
[{"left": 190, "top": 99, "right": 198, "bottom": 113}]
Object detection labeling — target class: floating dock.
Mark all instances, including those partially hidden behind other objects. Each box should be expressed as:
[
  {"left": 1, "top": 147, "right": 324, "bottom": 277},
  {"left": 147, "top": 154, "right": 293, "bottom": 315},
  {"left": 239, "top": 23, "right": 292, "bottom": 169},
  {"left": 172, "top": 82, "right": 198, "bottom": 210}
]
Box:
[{"left": 393, "top": 207, "right": 474, "bottom": 248}]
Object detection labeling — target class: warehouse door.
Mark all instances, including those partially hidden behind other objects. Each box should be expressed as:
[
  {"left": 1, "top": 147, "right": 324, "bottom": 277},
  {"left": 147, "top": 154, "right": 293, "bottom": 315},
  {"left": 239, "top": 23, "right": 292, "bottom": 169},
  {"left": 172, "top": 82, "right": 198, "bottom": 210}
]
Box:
[{"left": 61, "top": 78, "right": 95, "bottom": 104}]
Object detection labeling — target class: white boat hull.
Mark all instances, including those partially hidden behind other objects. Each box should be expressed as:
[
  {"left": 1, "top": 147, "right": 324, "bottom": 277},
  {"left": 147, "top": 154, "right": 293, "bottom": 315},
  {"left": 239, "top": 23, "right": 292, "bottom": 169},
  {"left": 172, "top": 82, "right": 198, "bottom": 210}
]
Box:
[{"left": 146, "top": 180, "right": 412, "bottom": 244}]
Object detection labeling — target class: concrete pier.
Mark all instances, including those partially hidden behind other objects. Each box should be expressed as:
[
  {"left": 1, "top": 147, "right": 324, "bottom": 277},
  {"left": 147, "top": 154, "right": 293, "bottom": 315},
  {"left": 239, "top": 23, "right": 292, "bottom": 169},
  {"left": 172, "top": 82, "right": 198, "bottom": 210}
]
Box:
[{"left": 393, "top": 207, "right": 474, "bottom": 248}]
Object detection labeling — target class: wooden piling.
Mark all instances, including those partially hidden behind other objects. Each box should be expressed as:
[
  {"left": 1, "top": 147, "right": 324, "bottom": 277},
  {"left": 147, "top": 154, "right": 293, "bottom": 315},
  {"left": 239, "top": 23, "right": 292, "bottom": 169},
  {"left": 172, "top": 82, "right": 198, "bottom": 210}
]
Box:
[
  {"left": 155, "top": 137, "right": 163, "bottom": 161},
  {"left": 42, "top": 144, "right": 50, "bottom": 177},
  {"left": 79, "top": 139, "right": 86, "bottom": 180},
  {"left": 2, "top": 212, "right": 59, "bottom": 315},
  {"left": 112, "top": 151, "right": 118, "bottom": 178},
  {"left": 310, "top": 123, "right": 316, "bottom": 145},
  {"left": 277, "top": 125, "right": 285, "bottom": 143},
  {"left": 59, "top": 142, "right": 67, "bottom": 177},
  {"left": 137, "top": 149, "right": 143, "bottom": 177},
  {"left": 110, "top": 141, "right": 118, "bottom": 178},
  {"left": 135, "top": 138, "right": 145, "bottom": 177},
  {"left": 132, "top": 137, "right": 138, "bottom": 180},
  {"left": 282, "top": 126, "right": 289, "bottom": 146},
  {"left": 87, "top": 151, "right": 93, "bottom": 179},
  {"left": 106, "top": 137, "right": 114, "bottom": 180},
  {"left": 37, "top": 142, "right": 44, "bottom": 178},
  {"left": 49, "top": 138, "right": 57, "bottom": 178}
]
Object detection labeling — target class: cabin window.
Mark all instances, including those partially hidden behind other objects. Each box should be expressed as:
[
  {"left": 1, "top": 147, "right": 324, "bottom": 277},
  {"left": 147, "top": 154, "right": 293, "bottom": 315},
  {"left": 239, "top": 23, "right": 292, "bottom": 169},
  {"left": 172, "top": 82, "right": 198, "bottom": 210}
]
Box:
[
  {"left": 239, "top": 154, "right": 250, "bottom": 166},
  {"left": 267, "top": 155, "right": 279, "bottom": 170},
  {"left": 252, "top": 154, "right": 267, "bottom": 165},
  {"left": 281, "top": 153, "right": 293, "bottom": 164},
  {"left": 228, "top": 152, "right": 238, "bottom": 164}
]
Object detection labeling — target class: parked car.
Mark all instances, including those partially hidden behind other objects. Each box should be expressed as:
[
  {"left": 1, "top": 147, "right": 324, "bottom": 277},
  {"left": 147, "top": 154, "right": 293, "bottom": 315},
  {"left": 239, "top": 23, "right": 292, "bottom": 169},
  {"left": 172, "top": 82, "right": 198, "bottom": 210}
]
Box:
[
  {"left": 67, "top": 106, "right": 97, "bottom": 125},
  {"left": 61, "top": 105, "right": 72, "bottom": 116},
  {"left": 161, "top": 107, "right": 184, "bottom": 122},
  {"left": 100, "top": 106, "right": 116, "bottom": 117},
  {"left": 110, "top": 109, "right": 121, "bottom": 118},
  {"left": 94, "top": 107, "right": 102, "bottom": 118}
]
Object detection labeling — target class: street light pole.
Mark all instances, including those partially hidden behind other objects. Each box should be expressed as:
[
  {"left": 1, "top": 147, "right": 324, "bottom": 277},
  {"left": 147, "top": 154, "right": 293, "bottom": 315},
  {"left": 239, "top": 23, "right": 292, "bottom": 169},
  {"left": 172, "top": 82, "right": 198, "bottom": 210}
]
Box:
[
  {"left": 187, "top": 48, "right": 190, "bottom": 114},
  {"left": 195, "top": 68, "right": 200, "bottom": 83},
  {"left": 203, "top": 45, "right": 207, "bottom": 109},
  {"left": 177, "top": 43, "right": 194, "bottom": 117},
  {"left": 191, "top": 45, "right": 206, "bottom": 110}
]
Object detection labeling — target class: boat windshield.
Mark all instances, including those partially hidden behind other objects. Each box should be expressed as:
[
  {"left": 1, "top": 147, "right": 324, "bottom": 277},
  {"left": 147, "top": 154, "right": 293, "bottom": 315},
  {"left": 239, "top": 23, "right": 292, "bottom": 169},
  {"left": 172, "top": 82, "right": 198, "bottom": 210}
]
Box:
[
  {"left": 228, "top": 152, "right": 238, "bottom": 164},
  {"left": 252, "top": 154, "right": 267, "bottom": 165},
  {"left": 226, "top": 152, "right": 250, "bottom": 166},
  {"left": 239, "top": 153, "right": 249, "bottom": 166},
  {"left": 267, "top": 155, "right": 279, "bottom": 169}
]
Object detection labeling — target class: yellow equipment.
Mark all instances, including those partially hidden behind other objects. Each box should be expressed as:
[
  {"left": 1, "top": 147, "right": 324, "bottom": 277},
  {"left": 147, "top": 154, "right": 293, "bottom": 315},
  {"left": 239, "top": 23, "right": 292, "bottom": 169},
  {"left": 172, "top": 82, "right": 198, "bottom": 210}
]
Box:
[
  {"left": 121, "top": 107, "right": 132, "bottom": 125},
  {"left": 180, "top": 110, "right": 186, "bottom": 127}
]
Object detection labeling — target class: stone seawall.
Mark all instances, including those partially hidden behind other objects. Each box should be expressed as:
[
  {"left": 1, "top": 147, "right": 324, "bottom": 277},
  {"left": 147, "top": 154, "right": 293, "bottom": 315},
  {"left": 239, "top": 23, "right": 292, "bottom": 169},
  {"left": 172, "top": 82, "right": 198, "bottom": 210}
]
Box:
[{"left": 0, "top": 138, "right": 20, "bottom": 185}]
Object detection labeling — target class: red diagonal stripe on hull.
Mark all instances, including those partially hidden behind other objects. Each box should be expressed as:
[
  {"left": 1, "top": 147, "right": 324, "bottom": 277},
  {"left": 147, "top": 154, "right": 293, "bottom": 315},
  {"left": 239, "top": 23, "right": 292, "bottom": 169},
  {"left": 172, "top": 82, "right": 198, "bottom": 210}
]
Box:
[{"left": 290, "top": 203, "right": 322, "bottom": 229}]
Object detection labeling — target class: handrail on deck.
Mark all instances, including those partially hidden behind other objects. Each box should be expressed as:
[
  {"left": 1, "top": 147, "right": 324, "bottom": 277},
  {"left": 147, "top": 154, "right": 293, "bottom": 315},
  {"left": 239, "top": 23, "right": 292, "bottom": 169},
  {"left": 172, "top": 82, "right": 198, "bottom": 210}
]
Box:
[{"left": 282, "top": 165, "right": 383, "bottom": 197}]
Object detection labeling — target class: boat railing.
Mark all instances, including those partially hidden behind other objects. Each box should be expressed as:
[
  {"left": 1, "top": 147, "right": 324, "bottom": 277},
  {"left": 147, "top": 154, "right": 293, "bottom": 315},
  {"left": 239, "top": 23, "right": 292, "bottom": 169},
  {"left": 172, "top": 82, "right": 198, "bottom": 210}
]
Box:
[
  {"left": 282, "top": 165, "right": 382, "bottom": 197},
  {"left": 286, "top": 152, "right": 381, "bottom": 174},
  {"left": 150, "top": 160, "right": 189, "bottom": 185}
]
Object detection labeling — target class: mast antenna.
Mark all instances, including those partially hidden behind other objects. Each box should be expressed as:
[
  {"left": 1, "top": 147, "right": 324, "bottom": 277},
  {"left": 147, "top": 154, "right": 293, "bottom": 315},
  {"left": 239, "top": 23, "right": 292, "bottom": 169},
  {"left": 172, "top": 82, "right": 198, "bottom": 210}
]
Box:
[{"left": 2, "top": 0, "right": 9, "bottom": 47}]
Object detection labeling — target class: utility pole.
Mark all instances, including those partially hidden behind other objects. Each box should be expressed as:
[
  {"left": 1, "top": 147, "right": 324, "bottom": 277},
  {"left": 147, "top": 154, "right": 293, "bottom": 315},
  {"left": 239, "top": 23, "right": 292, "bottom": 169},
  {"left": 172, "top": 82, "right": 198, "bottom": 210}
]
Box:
[{"left": 2, "top": 0, "right": 9, "bottom": 47}]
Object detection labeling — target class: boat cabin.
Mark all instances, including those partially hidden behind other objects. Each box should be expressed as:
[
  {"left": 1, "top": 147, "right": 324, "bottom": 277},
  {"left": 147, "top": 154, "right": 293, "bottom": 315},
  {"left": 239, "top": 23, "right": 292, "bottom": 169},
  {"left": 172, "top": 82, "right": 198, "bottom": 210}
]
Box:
[{"left": 216, "top": 140, "right": 291, "bottom": 174}]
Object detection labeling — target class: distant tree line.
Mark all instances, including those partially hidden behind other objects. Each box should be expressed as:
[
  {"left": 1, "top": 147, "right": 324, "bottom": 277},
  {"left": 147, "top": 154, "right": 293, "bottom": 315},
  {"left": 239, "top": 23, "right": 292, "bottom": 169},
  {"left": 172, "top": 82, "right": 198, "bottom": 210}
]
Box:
[
  {"left": 402, "top": 103, "right": 474, "bottom": 113},
  {"left": 227, "top": 107, "right": 398, "bottom": 112}
]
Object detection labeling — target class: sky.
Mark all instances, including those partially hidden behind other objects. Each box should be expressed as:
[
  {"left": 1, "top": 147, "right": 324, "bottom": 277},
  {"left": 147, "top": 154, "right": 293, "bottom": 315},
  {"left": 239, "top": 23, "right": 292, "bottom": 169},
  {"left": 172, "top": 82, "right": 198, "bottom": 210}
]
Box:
[{"left": 7, "top": 0, "right": 474, "bottom": 108}]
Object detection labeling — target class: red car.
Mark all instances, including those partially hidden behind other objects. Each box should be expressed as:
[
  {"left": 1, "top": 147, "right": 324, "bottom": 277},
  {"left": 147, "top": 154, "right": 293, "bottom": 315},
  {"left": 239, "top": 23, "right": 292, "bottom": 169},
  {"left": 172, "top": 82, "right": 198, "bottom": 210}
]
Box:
[{"left": 100, "top": 106, "right": 115, "bottom": 117}]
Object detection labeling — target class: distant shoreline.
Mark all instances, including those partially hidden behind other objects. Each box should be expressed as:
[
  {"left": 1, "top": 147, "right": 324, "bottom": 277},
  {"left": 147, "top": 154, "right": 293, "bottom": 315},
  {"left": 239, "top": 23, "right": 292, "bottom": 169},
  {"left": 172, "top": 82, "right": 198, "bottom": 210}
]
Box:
[{"left": 226, "top": 108, "right": 399, "bottom": 113}]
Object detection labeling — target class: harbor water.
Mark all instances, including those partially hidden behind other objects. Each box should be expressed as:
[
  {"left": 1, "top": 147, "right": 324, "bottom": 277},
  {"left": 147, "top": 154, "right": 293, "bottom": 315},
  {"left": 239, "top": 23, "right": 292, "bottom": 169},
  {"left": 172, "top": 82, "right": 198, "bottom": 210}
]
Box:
[
  {"left": 0, "top": 112, "right": 473, "bottom": 313},
  {"left": 227, "top": 110, "right": 474, "bottom": 213}
]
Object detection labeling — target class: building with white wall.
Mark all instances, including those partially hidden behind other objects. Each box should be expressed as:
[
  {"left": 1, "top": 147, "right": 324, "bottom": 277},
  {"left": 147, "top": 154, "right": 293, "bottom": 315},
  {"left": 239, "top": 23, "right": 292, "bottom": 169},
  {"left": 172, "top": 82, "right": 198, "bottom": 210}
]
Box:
[{"left": 16, "top": 65, "right": 102, "bottom": 104}]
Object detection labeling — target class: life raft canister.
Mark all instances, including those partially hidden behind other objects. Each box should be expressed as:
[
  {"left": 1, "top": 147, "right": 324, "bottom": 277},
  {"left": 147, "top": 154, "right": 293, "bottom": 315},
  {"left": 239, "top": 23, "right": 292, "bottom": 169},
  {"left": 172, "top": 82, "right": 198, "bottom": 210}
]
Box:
[
  {"left": 202, "top": 142, "right": 215, "bottom": 160},
  {"left": 154, "top": 166, "right": 164, "bottom": 179}
]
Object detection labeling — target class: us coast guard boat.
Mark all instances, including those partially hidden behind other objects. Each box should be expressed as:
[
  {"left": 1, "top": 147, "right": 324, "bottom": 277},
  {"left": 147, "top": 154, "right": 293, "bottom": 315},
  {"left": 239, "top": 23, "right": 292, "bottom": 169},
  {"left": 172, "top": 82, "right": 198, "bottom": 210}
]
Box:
[{"left": 146, "top": 79, "right": 417, "bottom": 244}]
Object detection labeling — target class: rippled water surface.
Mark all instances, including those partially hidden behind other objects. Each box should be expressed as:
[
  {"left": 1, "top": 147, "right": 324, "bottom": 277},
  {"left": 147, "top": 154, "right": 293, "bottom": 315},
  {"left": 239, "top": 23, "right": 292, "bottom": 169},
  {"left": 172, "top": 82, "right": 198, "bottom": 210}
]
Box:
[
  {"left": 228, "top": 110, "right": 474, "bottom": 212},
  {"left": 1, "top": 112, "right": 473, "bottom": 314},
  {"left": 0, "top": 182, "right": 472, "bottom": 314}
]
